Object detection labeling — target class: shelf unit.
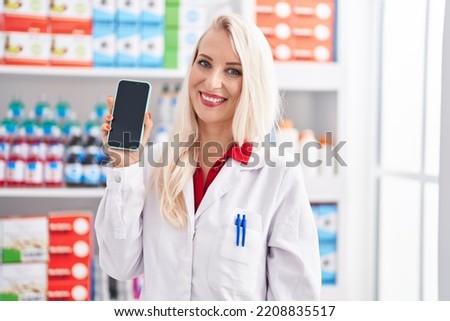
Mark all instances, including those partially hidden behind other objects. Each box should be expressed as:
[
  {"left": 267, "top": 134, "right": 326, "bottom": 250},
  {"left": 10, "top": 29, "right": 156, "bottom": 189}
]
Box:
[
  {"left": 0, "top": 0, "right": 359, "bottom": 300},
  {"left": 0, "top": 187, "right": 105, "bottom": 198}
]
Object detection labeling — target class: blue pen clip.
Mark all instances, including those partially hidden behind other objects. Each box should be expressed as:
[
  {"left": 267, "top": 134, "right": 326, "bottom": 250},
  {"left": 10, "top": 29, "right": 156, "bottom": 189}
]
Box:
[
  {"left": 235, "top": 214, "right": 241, "bottom": 246},
  {"left": 241, "top": 214, "right": 247, "bottom": 247}
]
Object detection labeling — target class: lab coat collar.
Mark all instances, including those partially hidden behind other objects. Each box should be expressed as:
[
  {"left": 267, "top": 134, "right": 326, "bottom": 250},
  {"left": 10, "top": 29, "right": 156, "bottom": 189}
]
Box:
[
  {"left": 240, "top": 146, "right": 267, "bottom": 171},
  {"left": 182, "top": 147, "right": 267, "bottom": 221},
  {"left": 192, "top": 158, "right": 242, "bottom": 219}
]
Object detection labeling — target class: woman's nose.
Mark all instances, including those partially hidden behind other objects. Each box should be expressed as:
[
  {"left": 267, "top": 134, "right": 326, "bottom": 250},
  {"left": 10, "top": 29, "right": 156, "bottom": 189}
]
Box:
[{"left": 205, "top": 69, "right": 223, "bottom": 89}]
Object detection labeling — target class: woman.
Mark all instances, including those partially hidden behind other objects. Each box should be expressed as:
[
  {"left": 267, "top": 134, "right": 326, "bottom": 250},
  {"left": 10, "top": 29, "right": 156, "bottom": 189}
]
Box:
[{"left": 96, "top": 13, "right": 321, "bottom": 300}]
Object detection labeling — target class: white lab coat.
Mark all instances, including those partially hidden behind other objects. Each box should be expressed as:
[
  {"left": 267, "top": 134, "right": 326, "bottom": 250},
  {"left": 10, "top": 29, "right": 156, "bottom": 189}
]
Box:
[{"left": 95, "top": 143, "right": 321, "bottom": 300}]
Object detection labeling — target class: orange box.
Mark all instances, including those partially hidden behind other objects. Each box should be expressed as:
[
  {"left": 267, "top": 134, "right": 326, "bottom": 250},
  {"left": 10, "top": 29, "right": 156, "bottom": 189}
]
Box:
[
  {"left": 256, "top": 0, "right": 295, "bottom": 20},
  {"left": 265, "top": 34, "right": 295, "bottom": 61},
  {"left": 292, "top": 42, "right": 332, "bottom": 62},
  {"left": 292, "top": 1, "right": 335, "bottom": 28},
  {"left": 291, "top": 1, "right": 335, "bottom": 62},
  {"left": 47, "top": 279, "right": 90, "bottom": 301}
]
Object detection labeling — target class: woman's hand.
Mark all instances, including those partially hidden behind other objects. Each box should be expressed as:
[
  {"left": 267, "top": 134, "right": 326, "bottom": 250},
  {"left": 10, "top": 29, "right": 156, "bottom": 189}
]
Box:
[{"left": 100, "top": 96, "right": 153, "bottom": 167}]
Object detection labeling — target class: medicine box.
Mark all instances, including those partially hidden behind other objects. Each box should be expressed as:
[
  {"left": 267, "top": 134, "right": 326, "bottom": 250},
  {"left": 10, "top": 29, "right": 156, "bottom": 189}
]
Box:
[
  {"left": 93, "top": 21, "right": 116, "bottom": 67},
  {"left": 0, "top": 215, "right": 48, "bottom": 263},
  {"left": 3, "top": 0, "right": 49, "bottom": 32},
  {"left": 50, "top": 33, "right": 93, "bottom": 67},
  {"left": 0, "top": 263, "right": 48, "bottom": 301},
  {"left": 140, "top": 0, "right": 165, "bottom": 25},
  {"left": 116, "top": 0, "right": 140, "bottom": 23},
  {"left": 49, "top": 0, "right": 92, "bottom": 34},
  {"left": 141, "top": 23, "right": 164, "bottom": 68},
  {"left": 92, "top": 0, "right": 116, "bottom": 23},
  {"left": 116, "top": 22, "right": 140, "bottom": 67}
]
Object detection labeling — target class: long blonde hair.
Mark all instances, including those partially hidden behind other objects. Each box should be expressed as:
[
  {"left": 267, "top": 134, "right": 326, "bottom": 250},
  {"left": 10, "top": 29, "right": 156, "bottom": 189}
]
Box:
[{"left": 155, "top": 13, "right": 280, "bottom": 228}]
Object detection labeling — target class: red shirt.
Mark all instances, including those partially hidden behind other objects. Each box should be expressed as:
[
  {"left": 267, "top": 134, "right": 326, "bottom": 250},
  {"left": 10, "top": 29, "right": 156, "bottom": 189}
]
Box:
[{"left": 193, "top": 143, "right": 252, "bottom": 212}]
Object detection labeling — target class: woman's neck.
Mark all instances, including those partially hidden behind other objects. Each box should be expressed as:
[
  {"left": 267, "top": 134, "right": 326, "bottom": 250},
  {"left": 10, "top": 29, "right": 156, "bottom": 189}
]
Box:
[{"left": 198, "top": 127, "right": 234, "bottom": 166}]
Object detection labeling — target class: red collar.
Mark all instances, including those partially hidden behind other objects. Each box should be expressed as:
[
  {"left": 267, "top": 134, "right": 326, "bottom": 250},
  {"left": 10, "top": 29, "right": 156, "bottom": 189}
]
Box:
[
  {"left": 193, "top": 142, "right": 253, "bottom": 212},
  {"left": 225, "top": 142, "right": 252, "bottom": 165}
]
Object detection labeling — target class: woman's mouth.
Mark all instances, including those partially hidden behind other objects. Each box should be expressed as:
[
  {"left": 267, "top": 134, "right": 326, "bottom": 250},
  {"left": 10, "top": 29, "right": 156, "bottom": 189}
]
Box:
[{"left": 200, "top": 91, "right": 226, "bottom": 107}]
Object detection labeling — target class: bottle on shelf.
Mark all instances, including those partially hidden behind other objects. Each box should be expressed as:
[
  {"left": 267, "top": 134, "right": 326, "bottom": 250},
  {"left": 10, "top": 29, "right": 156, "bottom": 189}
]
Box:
[
  {"left": 44, "top": 127, "right": 64, "bottom": 188},
  {"left": 0, "top": 125, "right": 8, "bottom": 186},
  {"left": 5, "top": 135, "right": 26, "bottom": 187},
  {"left": 82, "top": 150, "right": 101, "bottom": 188},
  {"left": 299, "top": 129, "right": 320, "bottom": 178},
  {"left": 276, "top": 119, "right": 299, "bottom": 160},
  {"left": 54, "top": 96, "right": 71, "bottom": 125},
  {"left": 82, "top": 124, "right": 102, "bottom": 187},
  {"left": 8, "top": 95, "right": 25, "bottom": 122},
  {"left": 20, "top": 112, "right": 44, "bottom": 187},
  {"left": 61, "top": 110, "right": 82, "bottom": 145},
  {"left": 170, "top": 83, "right": 181, "bottom": 125},
  {"left": 25, "top": 131, "right": 45, "bottom": 187},
  {"left": 66, "top": 126, "right": 86, "bottom": 165},
  {"left": 34, "top": 94, "right": 51, "bottom": 124},
  {"left": 2, "top": 110, "right": 19, "bottom": 140},
  {"left": 154, "top": 84, "right": 173, "bottom": 143},
  {"left": 318, "top": 133, "right": 337, "bottom": 177},
  {"left": 64, "top": 152, "right": 83, "bottom": 187},
  {"left": 94, "top": 95, "right": 108, "bottom": 124}
]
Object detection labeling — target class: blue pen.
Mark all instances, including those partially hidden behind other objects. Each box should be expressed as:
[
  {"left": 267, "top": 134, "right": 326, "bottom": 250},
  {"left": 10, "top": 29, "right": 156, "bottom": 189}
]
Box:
[
  {"left": 235, "top": 214, "right": 241, "bottom": 246},
  {"left": 241, "top": 215, "right": 247, "bottom": 247}
]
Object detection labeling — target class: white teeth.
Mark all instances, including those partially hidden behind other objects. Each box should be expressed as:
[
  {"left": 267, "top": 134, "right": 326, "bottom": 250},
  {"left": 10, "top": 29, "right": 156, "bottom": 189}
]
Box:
[{"left": 201, "top": 93, "right": 225, "bottom": 104}]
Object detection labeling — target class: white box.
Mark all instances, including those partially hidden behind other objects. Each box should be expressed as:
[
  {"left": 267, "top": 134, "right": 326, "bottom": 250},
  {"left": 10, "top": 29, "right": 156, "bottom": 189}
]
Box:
[
  {"left": 179, "top": 5, "right": 208, "bottom": 28},
  {"left": 4, "top": 32, "right": 51, "bottom": 65},
  {"left": 0, "top": 263, "right": 48, "bottom": 300},
  {"left": 93, "top": 21, "right": 116, "bottom": 67},
  {"left": 140, "top": 24, "right": 163, "bottom": 67},
  {"left": 116, "top": 22, "right": 140, "bottom": 67},
  {"left": 4, "top": 0, "right": 49, "bottom": 17},
  {"left": 0, "top": 32, "right": 4, "bottom": 63},
  {"left": 49, "top": 0, "right": 91, "bottom": 19},
  {"left": 1, "top": 216, "right": 48, "bottom": 263},
  {"left": 117, "top": 0, "right": 140, "bottom": 23},
  {"left": 140, "top": 0, "right": 165, "bottom": 25},
  {"left": 50, "top": 34, "right": 93, "bottom": 66},
  {"left": 92, "top": 0, "right": 116, "bottom": 22}
]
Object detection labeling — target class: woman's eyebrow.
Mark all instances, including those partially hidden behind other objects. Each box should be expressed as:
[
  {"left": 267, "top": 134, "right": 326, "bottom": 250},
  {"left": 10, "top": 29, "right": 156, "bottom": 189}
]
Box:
[{"left": 198, "top": 53, "right": 241, "bottom": 66}]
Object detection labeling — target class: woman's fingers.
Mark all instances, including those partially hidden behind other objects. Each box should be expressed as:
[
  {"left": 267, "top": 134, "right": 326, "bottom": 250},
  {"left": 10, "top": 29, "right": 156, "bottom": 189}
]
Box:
[
  {"left": 100, "top": 122, "right": 111, "bottom": 144},
  {"left": 107, "top": 96, "right": 114, "bottom": 113},
  {"left": 142, "top": 112, "right": 153, "bottom": 144}
]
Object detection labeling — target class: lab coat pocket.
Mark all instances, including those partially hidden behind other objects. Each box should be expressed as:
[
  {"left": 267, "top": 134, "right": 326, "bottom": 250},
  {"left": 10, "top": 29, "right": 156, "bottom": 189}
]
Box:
[{"left": 208, "top": 210, "right": 264, "bottom": 296}]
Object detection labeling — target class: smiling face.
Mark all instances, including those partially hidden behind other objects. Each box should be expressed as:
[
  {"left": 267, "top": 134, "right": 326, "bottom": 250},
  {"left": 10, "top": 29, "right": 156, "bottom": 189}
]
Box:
[{"left": 189, "top": 27, "right": 243, "bottom": 137}]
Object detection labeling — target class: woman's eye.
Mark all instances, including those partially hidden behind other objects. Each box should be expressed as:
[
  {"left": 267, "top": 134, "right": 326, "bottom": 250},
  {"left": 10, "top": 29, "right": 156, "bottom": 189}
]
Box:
[
  {"left": 198, "top": 60, "right": 211, "bottom": 68},
  {"left": 227, "top": 69, "right": 242, "bottom": 76}
]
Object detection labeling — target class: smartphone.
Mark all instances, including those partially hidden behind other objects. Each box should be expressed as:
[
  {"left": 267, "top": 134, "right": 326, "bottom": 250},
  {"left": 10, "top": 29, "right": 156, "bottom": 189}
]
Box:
[{"left": 107, "top": 79, "right": 152, "bottom": 151}]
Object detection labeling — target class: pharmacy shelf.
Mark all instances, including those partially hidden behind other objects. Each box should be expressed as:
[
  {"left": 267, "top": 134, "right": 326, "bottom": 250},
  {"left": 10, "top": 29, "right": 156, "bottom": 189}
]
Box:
[
  {"left": 0, "top": 62, "right": 344, "bottom": 90},
  {"left": 0, "top": 187, "right": 105, "bottom": 198},
  {"left": 0, "top": 66, "right": 186, "bottom": 79},
  {"left": 0, "top": 176, "right": 344, "bottom": 201},
  {"left": 275, "top": 62, "right": 344, "bottom": 91},
  {"left": 304, "top": 175, "right": 346, "bottom": 203}
]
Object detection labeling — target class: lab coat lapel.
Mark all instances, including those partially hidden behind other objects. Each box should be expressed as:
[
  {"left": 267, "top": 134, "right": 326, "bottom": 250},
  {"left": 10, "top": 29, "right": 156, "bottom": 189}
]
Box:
[{"left": 195, "top": 159, "right": 242, "bottom": 219}]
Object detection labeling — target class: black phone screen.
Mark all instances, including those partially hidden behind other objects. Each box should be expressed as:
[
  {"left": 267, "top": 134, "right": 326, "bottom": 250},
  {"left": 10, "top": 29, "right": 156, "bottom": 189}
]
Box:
[{"left": 108, "top": 80, "right": 151, "bottom": 150}]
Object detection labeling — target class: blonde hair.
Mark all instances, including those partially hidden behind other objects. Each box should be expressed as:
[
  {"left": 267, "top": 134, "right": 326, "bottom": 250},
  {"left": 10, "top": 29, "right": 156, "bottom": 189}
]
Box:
[{"left": 155, "top": 13, "right": 281, "bottom": 228}]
